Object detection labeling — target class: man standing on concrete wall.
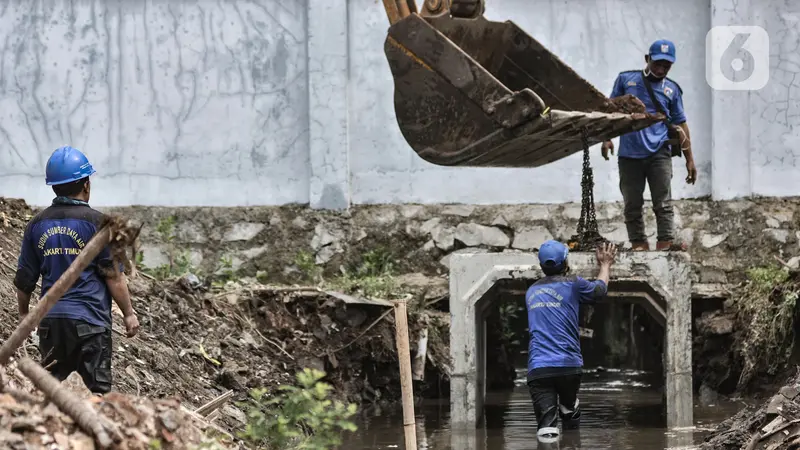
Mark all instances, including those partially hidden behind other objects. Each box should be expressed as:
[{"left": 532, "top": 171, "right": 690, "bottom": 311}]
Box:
[
  {"left": 601, "top": 39, "right": 696, "bottom": 251},
  {"left": 525, "top": 240, "right": 617, "bottom": 440},
  {"left": 14, "top": 146, "right": 139, "bottom": 394}
]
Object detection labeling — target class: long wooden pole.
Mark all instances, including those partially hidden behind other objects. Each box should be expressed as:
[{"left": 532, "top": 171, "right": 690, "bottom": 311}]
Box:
[
  {"left": 17, "top": 357, "right": 113, "bottom": 448},
  {"left": 0, "top": 226, "right": 112, "bottom": 365},
  {"left": 393, "top": 298, "right": 417, "bottom": 450}
]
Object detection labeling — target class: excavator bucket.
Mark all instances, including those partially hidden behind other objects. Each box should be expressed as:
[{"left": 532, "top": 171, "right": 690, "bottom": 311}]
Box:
[{"left": 383, "top": 2, "right": 661, "bottom": 168}]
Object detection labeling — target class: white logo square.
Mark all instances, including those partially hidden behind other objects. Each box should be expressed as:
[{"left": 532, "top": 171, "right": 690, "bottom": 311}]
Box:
[{"left": 706, "top": 25, "right": 770, "bottom": 91}]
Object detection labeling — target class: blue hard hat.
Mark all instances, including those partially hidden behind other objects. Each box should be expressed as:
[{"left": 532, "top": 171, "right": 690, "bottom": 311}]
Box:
[
  {"left": 538, "top": 240, "right": 569, "bottom": 267},
  {"left": 649, "top": 39, "right": 676, "bottom": 63},
  {"left": 45, "top": 146, "right": 96, "bottom": 185}
]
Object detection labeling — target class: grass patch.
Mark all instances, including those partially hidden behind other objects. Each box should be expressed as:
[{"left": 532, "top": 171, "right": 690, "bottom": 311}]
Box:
[
  {"left": 328, "top": 248, "right": 399, "bottom": 299},
  {"left": 734, "top": 264, "right": 800, "bottom": 390}
]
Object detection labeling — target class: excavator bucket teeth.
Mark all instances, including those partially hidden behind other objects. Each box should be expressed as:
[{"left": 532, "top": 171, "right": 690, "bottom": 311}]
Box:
[{"left": 384, "top": 13, "right": 661, "bottom": 168}]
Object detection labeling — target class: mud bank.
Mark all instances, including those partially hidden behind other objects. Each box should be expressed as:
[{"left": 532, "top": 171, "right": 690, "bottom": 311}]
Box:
[{"left": 0, "top": 198, "right": 453, "bottom": 440}]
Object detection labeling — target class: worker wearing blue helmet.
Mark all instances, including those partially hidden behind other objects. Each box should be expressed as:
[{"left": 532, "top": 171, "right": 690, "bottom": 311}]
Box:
[
  {"left": 524, "top": 240, "right": 617, "bottom": 440},
  {"left": 14, "top": 146, "right": 139, "bottom": 394}
]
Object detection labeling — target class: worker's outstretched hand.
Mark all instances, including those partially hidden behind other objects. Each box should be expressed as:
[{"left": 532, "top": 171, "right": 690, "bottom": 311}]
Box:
[
  {"left": 124, "top": 313, "right": 140, "bottom": 338},
  {"left": 601, "top": 141, "right": 614, "bottom": 160},
  {"left": 596, "top": 242, "right": 618, "bottom": 266}
]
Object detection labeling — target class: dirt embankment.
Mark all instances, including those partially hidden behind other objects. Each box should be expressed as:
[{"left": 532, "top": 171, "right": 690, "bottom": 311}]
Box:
[
  {"left": 694, "top": 266, "right": 800, "bottom": 400},
  {"left": 0, "top": 198, "right": 452, "bottom": 447}
]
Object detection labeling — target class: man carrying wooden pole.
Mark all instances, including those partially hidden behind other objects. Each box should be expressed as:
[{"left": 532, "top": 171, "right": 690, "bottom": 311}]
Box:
[{"left": 6, "top": 146, "right": 140, "bottom": 396}]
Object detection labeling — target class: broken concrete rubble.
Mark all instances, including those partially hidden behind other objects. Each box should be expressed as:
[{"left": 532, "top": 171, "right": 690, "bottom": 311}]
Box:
[
  {"left": 511, "top": 226, "right": 553, "bottom": 250},
  {"left": 454, "top": 223, "right": 509, "bottom": 247},
  {"left": 701, "top": 372, "right": 800, "bottom": 450},
  {"left": 222, "top": 222, "right": 264, "bottom": 242}
]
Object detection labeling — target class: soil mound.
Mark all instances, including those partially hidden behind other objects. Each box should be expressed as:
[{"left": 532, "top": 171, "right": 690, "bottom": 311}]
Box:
[{"left": 0, "top": 197, "right": 451, "bottom": 446}]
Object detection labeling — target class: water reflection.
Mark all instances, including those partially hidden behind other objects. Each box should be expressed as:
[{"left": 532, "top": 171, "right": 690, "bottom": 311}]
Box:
[{"left": 339, "top": 368, "right": 747, "bottom": 450}]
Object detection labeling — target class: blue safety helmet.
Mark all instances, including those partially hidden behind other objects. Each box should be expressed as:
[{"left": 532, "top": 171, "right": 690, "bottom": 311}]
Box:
[
  {"left": 45, "top": 146, "right": 96, "bottom": 185},
  {"left": 538, "top": 239, "right": 569, "bottom": 269}
]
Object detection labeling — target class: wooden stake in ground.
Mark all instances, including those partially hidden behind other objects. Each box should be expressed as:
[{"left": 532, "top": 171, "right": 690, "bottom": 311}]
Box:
[
  {"left": 393, "top": 298, "right": 417, "bottom": 450},
  {"left": 17, "top": 357, "right": 114, "bottom": 447}
]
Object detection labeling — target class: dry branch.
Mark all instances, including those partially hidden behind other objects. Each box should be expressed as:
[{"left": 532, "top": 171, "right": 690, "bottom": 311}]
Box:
[
  {"left": 17, "top": 357, "right": 114, "bottom": 448},
  {"left": 195, "top": 390, "right": 234, "bottom": 417}
]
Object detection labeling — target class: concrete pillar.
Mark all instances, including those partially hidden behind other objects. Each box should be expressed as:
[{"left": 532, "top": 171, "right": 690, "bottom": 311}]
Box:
[
  {"left": 448, "top": 251, "right": 694, "bottom": 433},
  {"left": 307, "top": 0, "right": 350, "bottom": 210},
  {"left": 709, "top": 0, "right": 753, "bottom": 199}
]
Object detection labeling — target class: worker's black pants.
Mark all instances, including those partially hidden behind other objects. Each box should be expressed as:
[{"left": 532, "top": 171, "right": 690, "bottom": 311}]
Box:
[
  {"left": 618, "top": 147, "right": 675, "bottom": 243},
  {"left": 37, "top": 318, "right": 113, "bottom": 394},
  {"left": 527, "top": 373, "right": 582, "bottom": 432}
]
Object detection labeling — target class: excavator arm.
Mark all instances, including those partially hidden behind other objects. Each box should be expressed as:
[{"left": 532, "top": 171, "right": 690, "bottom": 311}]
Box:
[{"left": 381, "top": 0, "right": 660, "bottom": 168}]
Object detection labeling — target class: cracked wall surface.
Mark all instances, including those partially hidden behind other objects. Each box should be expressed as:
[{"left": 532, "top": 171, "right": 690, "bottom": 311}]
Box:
[
  {"left": 0, "top": 0, "right": 796, "bottom": 208},
  {"left": 0, "top": 0, "right": 310, "bottom": 207}
]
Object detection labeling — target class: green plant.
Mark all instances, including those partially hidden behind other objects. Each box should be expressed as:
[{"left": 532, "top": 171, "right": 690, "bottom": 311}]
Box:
[
  {"left": 735, "top": 265, "right": 800, "bottom": 390},
  {"left": 295, "top": 251, "right": 322, "bottom": 284},
  {"left": 211, "top": 255, "right": 237, "bottom": 287},
  {"left": 139, "top": 215, "right": 197, "bottom": 280},
  {"left": 497, "top": 300, "right": 521, "bottom": 344},
  {"left": 330, "top": 248, "right": 398, "bottom": 299},
  {"left": 238, "top": 368, "right": 358, "bottom": 450}
]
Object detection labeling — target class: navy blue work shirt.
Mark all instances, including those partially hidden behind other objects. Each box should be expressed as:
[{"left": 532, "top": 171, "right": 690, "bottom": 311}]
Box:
[
  {"left": 525, "top": 274, "right": 608, "bottom": 373},
  {"left": 609, "top": 70, "right": 687, "bottom": 159},
  {"left": 14, "top": 197, "right": 117, "bottom": 328}
]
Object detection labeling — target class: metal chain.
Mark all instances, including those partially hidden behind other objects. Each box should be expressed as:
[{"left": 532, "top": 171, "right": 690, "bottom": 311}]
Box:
[{"left": 568, "top": 128, "right": 607, "bottom": 251}]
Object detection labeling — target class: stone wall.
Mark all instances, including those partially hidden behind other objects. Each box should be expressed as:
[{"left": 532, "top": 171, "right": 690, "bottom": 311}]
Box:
[{"left": 105, "top": 198, "right": 800, "bottom": 291}]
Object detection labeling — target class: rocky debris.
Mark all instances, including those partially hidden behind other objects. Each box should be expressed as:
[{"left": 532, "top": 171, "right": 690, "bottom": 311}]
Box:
[
  {"left": 0, "top": 382, "right": 230, "bottom": 449},
  {"left": 311, "top": 222, "right": 345, "bottom": 264},
  {"left": 441, "top": 205, "right": 474, "bottom": 217},
  {"left": 512, "top": 226, "right": 553, "bottom": 250},
  {"left": 702, "top": 232, "right": 729, "bottom": 248},
  {"left": 600, "top": 94, "right": 649, "bottom": 115},
  {"left": 455, "top": 223, "right": 509, "bottom": 248},
  {"left": 431, "top": 226, "right": 456, "bottom": 252},
  {"left": 765, "top": 228, "right": 790, "bottom": 243},
  {"left": 696, "top": 311, "right": 735, "bottom": 336},
  {"left": 222, "top": 223, "right": 264, "bottom": 242},
  {"left": 701, "top": 372, "right": 800, "bottom": 450}
]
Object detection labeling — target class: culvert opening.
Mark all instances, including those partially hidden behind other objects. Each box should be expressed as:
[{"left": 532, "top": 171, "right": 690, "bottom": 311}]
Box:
[
  {"left": 449, "top": 251, "right": 693, "bottom": 432},
  {"left": 479, "top": 279, "right": 667, "bottom": 395}
]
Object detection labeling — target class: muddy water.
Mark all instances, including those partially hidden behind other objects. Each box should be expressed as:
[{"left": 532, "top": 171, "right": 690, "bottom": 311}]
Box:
[{"left": 341, "top": 368, "right": 748, "bottom": 449}]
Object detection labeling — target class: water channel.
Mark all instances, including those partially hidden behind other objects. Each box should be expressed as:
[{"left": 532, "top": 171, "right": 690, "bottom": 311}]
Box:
[{"left": 341, "top": 367, "right": 748, "bottom": 449}]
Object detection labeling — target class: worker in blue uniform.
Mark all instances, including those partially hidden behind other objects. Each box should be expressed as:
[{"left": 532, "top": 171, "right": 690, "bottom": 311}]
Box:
[
  {"left": 525, "top": 240, "right": 617, "bottom": 440},
  {"left": 601, "top": 39, "right": 695, "bottom": 252},
  {"left": 14, "top": 146, "right": 139, "bottom": 394}
]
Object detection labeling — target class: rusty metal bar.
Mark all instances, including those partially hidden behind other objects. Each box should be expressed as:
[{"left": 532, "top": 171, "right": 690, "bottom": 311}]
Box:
[{"left": 384, "top": 0, "right": 418, "bottom": 25}]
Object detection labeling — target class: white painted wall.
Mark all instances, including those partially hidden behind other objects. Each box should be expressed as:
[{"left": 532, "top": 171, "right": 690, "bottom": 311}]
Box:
[{"left": 0, "top": 0, "right": 793, "bottom": 208}]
